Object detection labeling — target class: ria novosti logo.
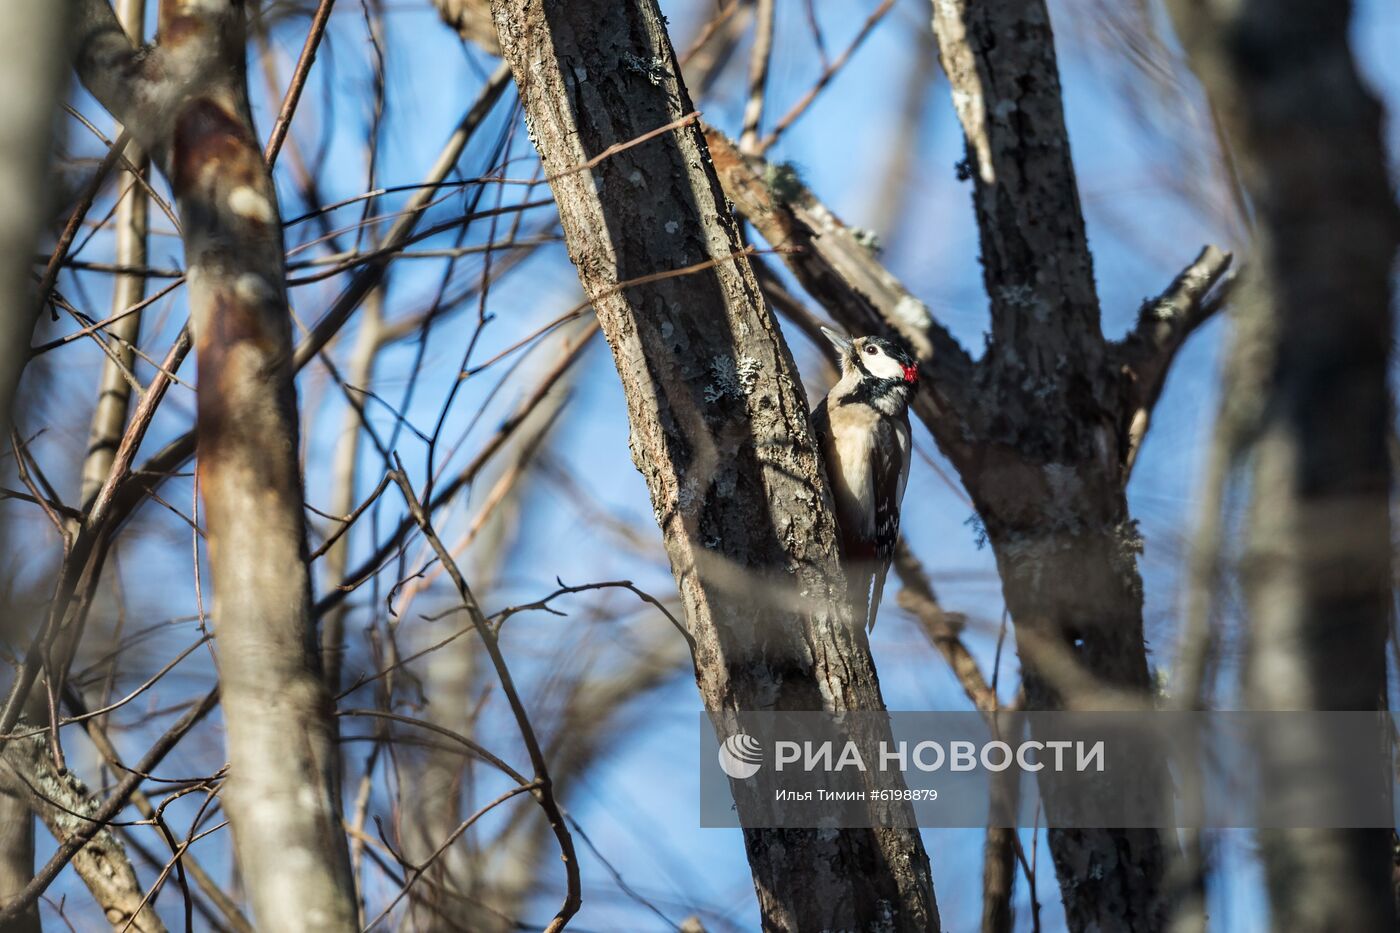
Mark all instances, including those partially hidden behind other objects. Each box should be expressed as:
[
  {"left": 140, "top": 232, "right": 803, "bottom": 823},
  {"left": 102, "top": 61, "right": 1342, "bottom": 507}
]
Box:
[
  {"left": 716, "top": 733, "right": 1108, "bottom": 780},
  {"left": 718, "top": 733, "right": 763, "bottom": 779}
]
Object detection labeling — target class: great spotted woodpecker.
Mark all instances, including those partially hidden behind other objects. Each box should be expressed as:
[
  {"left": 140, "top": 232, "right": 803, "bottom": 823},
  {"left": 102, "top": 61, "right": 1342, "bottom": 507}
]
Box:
[{"left": 810, "top": 327, "right": 918, "bottom": 631}]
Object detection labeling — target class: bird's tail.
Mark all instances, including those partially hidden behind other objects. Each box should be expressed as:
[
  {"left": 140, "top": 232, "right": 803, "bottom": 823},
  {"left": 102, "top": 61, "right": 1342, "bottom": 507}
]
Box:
[
  {"left": 866, "top": 564, "right": 890, "bottom": 632},
  {"left": 845, "top": 563, "right": 885, "bottom": 632}
]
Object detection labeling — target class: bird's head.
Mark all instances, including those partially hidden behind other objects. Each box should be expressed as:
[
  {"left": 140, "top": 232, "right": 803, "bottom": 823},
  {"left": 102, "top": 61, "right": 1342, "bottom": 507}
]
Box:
[{"left": 821, "top": 327, "right": 920, "bottom": 389}]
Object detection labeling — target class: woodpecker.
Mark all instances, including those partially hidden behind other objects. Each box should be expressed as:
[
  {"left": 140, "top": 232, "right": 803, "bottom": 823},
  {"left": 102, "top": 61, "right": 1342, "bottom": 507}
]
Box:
[{"left": 811, "top": 327, "right": 918, "bottom": 631}]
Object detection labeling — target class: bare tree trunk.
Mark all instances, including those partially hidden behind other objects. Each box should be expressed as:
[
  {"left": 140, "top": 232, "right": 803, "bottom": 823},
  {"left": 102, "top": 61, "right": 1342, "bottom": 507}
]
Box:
[
  {"left": 79, "top": 0, "right": 149, "bottom": 512},
  {"left": 709, "top": 120, "right": 1232, "bottom": 930},
  {"left": 0, "top": 772, "right": 37, "bottom": 933},
  {"left": 0, "top": 0, "right": 70, "bottom": 443},
  {"left": 1168, "top": 2, "right": 1399, "bottom": 930},
  {"left": 489, "top": 1, "right": 941, "bottom": 928},
  {"left": 398, "top": 362, "right": 569, "bottom": 930},
  {"left": 704, "top": 0, "right": 1242, "bottom": 921},
  {"left": 320, "top": 288, "right": 382, "bottom": 692},
  {"left": 923, "top": 0, "right": 1144, "bottom": 701},
  {"left": 73, "top": 2, "right": 358, "bottom": 928},
  {"left": 0, "top": 4, "right": 75, "bottom": 928}
]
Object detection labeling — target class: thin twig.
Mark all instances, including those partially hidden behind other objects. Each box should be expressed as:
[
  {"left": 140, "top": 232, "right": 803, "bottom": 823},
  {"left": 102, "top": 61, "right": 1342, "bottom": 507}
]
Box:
[
  {"left": 263, "top": 0, "right": 337, "bottom": 164},
  {"left": 0, "top": 690, "right": 220, "bottom": 926},
  {"left": 390, "top": 465, "right": 581, "bottom": 933},
  {"left": 739, "top": 0, "right": 775, "bottom": 154},
  {"left": 756, "top": 0, "right": 895, "bottom": 154}
]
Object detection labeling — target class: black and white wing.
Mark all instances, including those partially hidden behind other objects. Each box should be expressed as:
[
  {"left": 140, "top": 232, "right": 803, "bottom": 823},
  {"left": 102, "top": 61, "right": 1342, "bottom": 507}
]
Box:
[
  {"left": 865, "top": 414, "right": 911, "bottom": 630},
  {"left": 810, "top": 395, "right": 831, "bottom": 453}
]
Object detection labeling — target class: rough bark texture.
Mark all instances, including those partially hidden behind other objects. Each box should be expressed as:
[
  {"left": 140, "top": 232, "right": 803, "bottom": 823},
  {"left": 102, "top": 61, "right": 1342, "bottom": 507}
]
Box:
[
  {"left": 490, "top": 1, "right": 941, "bottom": 929},
  {"left": 1168, "top": 2, "right": 1399, "bottom": 930},
  {"left": 73, "top": 1, "right": 358, "bottom": 928},
  {"left": 3, "top": 726, "right": 166, "bottom": 932},
  {"left": 712, "top": 123, "right": 1218, "bottom": 930},
  {"left": 926, "top": 1, "right": 1165, "bottom": 915},
  {"left": 709, "top": 0, "right": 1238, "bottom": 921}
]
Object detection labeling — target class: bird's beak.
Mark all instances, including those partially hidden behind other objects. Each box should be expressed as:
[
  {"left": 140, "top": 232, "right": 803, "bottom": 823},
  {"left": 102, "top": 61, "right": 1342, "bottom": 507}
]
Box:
[{"left": 820, "top": 326, "right": 853, "bottom": 357}]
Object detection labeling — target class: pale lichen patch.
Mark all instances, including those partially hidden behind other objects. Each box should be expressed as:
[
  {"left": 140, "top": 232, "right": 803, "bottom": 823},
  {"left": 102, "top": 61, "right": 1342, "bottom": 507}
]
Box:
[
  {"left": 703, "top": 354, "right": 762, "bottom": 402},
  {"left": 228, "top": 185, "right": 274, "bottom": 224},
  {"left": 234, "top": 273, "right": 277, "bottom": 305},
  {"left": 891, "top": 294, "right": 932, "bottom": 332},
  {"left": 619, "top": 51, "right": 668, "bottom": 86}
]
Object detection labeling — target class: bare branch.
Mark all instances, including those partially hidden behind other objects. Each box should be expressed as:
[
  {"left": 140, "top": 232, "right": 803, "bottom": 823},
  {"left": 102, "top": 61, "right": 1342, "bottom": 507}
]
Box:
[
  {"left": 930, "top": 0, "right": 1101, "bottom": 358},
  {"left": 1116, "top": 245, "right": 1234, "bottom": 476},
  {"left": 0, "top": 690, "right": 218, "bottom": 927},
  {"left": 738, "top": 0, "right": 774, "bottom": 154},
  {"left": 73, "top": 0, "right": 164, "bottom": 149},
  {"left": 3, "top": 727, "right": 167, "bottom": 933},
  {"left": 391, "top": 466, "right": 581, "bottom": 933},
  {"left": 706, "top": 127, "right": 978, "bottom": 466},
  {"left": 892, "top": 542, "right": 997, "bottom": 714},
  {"left": 433, "top": 0, "right": 501, "bottom": 55},
  {"left": 79, "top": 0, "right": 151, "bottom": 518},
  {"left": 756, "top": 0, "right": 895, "bottom": 154},
  {"left": 63, "top": 686, "right": 254, "bottom": 933}
]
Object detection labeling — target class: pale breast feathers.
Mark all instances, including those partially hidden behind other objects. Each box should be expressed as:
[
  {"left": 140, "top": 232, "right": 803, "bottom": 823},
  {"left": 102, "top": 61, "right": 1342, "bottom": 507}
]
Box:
[{"left": 819, "top": 400, "right": 882, "bottom": 540}]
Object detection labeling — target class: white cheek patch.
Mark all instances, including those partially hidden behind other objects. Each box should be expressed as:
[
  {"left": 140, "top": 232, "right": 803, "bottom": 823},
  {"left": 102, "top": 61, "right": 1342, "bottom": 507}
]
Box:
[{"left": 863, "top": 351, "right": 906, "bottom": 381}]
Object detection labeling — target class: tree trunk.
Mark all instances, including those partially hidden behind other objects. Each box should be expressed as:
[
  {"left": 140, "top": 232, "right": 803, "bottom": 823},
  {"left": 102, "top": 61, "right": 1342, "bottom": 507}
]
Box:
[
  {"left": 79, "top": 0, "right": 149, "bottom": 513},
  {"left": 707, "top": 0, "right": 1239, "bottom": 922},
  {"left": 0, "top": 0, "right": 71, "bottom": 444},
  {"left": 0, "top": 4, "right": 75, "bottom": 928},
  {"left": 925, "top": 3, "right": 1186, "bottom": 926},
  {"left": 1168, "top": 1, "right": 1400, "bottom": 929},
  {"left": 73, "top": 2, "right": 358, "bottom": 928},
  {"left": 0, "top": 772, "right": 37, "bottom": 933},
  {"left": 712, "top": 98, "right": 1200, "bottom": 933},
  {"left": 489, "top": 1, "right": 941, "bottom": 928},
  {"left": 3, "top": 726, "right": 166, "bottom": 932}
]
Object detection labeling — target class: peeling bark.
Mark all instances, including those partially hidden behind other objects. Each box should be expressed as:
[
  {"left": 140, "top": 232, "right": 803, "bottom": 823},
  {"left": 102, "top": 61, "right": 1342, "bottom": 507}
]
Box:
[
  {"left": 489, "top": 0, "right": 941, "bottom": 928},
  {"left": 73, "top": 1, "right": 357, "bottom": 928},
  {"left": 1168, "top": 1, "right": 1400, "bottom": 929}
]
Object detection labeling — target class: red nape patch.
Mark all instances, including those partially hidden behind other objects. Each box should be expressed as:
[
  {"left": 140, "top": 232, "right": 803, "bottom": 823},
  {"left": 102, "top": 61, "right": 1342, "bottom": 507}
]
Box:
[{"left": 902, "top": 364, "right": 919, "bottom": 383}]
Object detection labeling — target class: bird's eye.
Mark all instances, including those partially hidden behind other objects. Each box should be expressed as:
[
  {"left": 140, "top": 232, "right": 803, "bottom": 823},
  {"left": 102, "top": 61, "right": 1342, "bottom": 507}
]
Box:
[{"left": 865, "top": 345, "right": 879, "bottom": 355}]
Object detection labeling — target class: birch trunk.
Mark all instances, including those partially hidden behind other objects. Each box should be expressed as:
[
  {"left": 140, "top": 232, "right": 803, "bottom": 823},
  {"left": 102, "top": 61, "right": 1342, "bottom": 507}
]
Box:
[{"left": 73, "top": 1, "right": 358, "bottom": 927}]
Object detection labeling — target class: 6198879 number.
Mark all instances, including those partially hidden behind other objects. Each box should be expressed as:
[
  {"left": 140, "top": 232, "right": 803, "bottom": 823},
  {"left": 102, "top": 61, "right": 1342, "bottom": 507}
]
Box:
[{"left": 871, "top": 789, "right": 939, "bottom": 801}]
